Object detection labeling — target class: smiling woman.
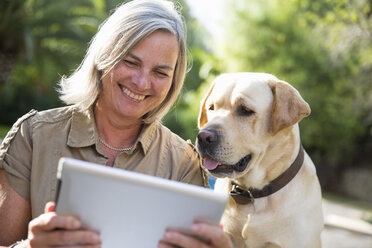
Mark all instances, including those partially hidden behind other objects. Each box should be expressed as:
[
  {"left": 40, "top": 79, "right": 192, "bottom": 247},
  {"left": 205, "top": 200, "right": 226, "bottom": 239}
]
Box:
[{"left": 0, "top": 0, "right": 234, "bottom": 247}]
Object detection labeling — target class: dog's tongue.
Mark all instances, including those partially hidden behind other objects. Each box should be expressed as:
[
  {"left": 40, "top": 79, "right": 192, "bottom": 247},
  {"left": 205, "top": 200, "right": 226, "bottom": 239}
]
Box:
[{"left": 203, "top": 156, "right": 219, "bottom": 170}]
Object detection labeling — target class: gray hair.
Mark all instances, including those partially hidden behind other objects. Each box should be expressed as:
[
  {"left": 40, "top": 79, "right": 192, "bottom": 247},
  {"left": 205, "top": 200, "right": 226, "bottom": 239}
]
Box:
[{"left": 58, "top": 0, "right": 187, "bottom": 123}]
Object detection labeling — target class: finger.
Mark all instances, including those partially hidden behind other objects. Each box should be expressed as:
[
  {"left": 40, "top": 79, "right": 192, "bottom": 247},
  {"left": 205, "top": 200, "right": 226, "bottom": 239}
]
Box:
[
  {"left": 29, "top": 242, "right": 101, "bottom": 248},
  {"left": 191, "top": 223, "right": 233, "bottom": 248},
  {"left": 29, "top": 212, "right": 81, "bottom": 232},
  {"left": 53, "top": 245, "right": 101, "bottom": 248},
  {"left": 158, "top": 240, "right": 182, "bottom": 248},
  {"left": 48, "top": 230, "right": 101, "bottom": 246},
  {"left": 44, "top": 201, "right": 56, "bottom": 213},
  {"left": 166, "top": 227, "right": 211, "bottom": 244},
  {"left": 162, "top": 230, "right": 210, "bottom": 248},
  {"left": 29, "top": 229, "right": 100, "bottom": 247}
]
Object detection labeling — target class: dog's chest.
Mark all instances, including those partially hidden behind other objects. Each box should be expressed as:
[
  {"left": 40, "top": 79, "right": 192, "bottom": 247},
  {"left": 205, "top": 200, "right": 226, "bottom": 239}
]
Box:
[
  {"left": 221, "top": 197, "right": 285, "bottom": 247},
  {"left": 221, "top": 199, "right": 254, "bottom": 237}
]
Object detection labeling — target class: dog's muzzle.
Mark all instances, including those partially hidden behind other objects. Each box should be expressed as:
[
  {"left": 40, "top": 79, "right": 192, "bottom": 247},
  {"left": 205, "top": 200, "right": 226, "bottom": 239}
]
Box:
[{"left": 197, "top": 129, "right": 252, "bottom": 175}]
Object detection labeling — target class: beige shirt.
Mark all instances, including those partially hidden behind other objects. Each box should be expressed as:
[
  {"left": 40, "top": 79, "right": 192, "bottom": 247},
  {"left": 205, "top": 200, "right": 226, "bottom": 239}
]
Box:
[{"left": 0, "top": 105, "right": 207, "bottom": 218}]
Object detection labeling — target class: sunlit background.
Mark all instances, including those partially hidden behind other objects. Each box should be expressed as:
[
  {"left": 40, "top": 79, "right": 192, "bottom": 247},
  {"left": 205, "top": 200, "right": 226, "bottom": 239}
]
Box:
[
  {"left": 186, "top": 0, "right": 224, "bottom": 40},
  {"left": 1, "top": 0, "right": 372, "bottom": 246}
]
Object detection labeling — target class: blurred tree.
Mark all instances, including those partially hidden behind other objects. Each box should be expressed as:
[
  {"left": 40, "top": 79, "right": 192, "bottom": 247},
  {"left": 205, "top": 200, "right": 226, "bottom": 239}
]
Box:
[
  {"left": 0, "top": 0, "right": 124, "bottom": 124},
  {"left": 216, "top": 0, "right": 372, "bottom": 169},
  {"left": 0, "top": 0, "right": 26, "bottom": 84}
]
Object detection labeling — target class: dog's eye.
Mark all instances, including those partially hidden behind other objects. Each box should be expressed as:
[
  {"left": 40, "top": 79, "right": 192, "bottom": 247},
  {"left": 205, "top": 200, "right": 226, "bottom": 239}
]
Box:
[
  {"left": 208, "top": 104, "right": 215, "bottom": 111},
  {"left": 237, "top": 105, "right": 255, "bottom": 116}
]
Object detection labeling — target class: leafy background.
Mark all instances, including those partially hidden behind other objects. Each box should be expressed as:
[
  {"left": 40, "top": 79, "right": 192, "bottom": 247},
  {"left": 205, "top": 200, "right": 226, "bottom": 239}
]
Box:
[{"left": 0, "top": 0, "right": 371, "bottom": 196}]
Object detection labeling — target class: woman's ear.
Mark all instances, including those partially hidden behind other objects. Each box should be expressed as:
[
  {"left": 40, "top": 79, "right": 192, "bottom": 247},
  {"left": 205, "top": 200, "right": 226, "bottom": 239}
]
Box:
[{"left": 269, "top": 80, "right": 311, "bottom": 134}]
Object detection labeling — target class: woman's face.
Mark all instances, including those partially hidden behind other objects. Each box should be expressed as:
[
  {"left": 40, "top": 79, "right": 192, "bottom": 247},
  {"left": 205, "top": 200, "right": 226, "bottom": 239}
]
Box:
[{"left": 99, "top": 30, "right": 179, "bottom": 122}]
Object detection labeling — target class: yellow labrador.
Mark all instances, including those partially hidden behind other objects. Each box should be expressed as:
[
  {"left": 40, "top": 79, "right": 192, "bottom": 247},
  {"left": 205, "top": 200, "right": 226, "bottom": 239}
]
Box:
[{"left": 196, "top": 73, "right": 323, "bottom": 248}]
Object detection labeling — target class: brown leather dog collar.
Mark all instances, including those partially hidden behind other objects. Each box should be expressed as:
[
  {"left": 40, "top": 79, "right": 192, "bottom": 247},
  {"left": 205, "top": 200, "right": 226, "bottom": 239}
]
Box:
[{"left": 230, "top": 145, "right": 304, "bottom": 204}]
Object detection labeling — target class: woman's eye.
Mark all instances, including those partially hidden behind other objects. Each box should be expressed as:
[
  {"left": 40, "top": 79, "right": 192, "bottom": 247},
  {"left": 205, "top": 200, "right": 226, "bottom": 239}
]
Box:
[
  {"left": 237, "top": 105, "right": 255, "bottom": 116},
  {"left": 124, "top": 60, "right": 137, "bottom": 67},
  {"left": 156, "top": 71, "right": 168, "bottom": 77}
]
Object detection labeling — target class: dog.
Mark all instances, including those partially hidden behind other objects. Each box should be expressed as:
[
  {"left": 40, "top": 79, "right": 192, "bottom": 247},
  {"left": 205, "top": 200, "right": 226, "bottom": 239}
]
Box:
[{"left": 196, "top": 73, "right": 323, "bottom": 248}]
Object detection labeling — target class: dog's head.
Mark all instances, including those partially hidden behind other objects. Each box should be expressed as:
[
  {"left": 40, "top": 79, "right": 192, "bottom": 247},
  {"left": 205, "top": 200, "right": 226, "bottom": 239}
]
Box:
[{"left": 196, "top": 73, "right": 310, "bottom": 180}]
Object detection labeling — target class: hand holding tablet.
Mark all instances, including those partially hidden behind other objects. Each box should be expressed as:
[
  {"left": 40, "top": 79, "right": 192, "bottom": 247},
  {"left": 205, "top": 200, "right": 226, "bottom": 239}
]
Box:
[{"left": 55, "top": 158, "right": 228, "bottom": 248}]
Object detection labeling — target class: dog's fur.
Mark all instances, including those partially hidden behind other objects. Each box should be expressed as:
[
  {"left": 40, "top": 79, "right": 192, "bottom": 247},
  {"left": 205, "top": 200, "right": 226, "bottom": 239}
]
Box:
[{"left": 196, "top": 73, "right": 323, "bottom": 248}]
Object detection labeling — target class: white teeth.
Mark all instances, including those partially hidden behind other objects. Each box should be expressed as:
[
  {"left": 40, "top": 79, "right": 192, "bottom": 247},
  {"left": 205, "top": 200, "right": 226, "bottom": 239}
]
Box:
[{"left": 122, "top": 87, "right": 145, "bottom": 101}]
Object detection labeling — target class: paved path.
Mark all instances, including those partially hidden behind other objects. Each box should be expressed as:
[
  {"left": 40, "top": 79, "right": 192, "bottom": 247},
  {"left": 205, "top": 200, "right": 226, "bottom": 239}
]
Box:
[{"left": 322, "top": 199, "right": 372, "bottom": 247}]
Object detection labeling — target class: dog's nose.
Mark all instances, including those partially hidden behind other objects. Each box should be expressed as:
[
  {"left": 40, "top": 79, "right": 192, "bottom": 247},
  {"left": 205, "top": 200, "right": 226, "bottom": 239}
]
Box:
[{"left": 197, "top": 129, "right": 218, "bottom": 145}]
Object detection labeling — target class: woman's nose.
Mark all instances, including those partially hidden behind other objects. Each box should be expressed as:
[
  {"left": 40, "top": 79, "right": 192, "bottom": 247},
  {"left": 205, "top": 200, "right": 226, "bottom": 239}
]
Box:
[{"left": 134, "top": 70, "right": 151, "bottom": 90}]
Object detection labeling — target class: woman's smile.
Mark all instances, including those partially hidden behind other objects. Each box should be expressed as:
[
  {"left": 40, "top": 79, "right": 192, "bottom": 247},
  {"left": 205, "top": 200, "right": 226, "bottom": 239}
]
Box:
[{"left": 119, "top": 84, "right": 146, "bottom": 102}]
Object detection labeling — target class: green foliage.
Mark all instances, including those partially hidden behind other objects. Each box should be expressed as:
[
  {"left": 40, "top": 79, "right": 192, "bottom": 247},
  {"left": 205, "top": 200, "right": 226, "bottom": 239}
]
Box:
[
  {"left": 0, "top": 0, "right": 124, "bottom": 124},
  {"left": 0, "top": 124, "right": 10, "bottom": 139}
]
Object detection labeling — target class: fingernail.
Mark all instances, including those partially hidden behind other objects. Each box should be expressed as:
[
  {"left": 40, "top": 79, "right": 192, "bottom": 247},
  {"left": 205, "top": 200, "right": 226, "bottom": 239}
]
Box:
[
  {"left": 72, "top": 219, "right": 80, "bottom": 228},
  {"left": 191, "top": 224, "right": 201, "bottom": 232},
  {"left": 219, "top": 223, "right": 224, "bottom": 230},
  {"left": 92, "top": 233, "right": 100, "bottom": 242},
  {"left": 164, "top": 231, "right": 172, "bottom": 239}
]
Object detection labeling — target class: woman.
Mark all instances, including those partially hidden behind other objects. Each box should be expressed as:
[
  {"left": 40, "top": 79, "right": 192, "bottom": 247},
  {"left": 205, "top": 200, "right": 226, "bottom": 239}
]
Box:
[{"left": 0, "top": 0, "right": 234, "bottom": 247}]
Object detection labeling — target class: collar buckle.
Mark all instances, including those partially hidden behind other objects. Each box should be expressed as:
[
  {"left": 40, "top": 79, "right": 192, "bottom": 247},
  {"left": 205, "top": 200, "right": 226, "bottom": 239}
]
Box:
[{"left": 230, "top": 183, "right": 255, "bottom": 205}]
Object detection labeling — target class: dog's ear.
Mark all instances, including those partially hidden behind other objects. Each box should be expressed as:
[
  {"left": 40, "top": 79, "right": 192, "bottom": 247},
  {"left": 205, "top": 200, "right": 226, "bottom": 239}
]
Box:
[
  {"left": 198, "top": 82, "right": 215, "bottom": 128},
  {"left": 269, "top": 80, "right": 311, "bottom": 134}
]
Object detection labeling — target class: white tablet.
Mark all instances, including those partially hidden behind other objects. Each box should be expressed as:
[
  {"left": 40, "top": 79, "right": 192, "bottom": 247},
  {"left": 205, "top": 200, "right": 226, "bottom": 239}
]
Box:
[{"left": 55, "top": 157, "right": 228, "bottom": 248}]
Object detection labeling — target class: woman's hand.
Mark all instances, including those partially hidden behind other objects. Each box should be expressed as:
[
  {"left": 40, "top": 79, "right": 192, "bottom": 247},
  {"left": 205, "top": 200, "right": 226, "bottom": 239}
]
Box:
[
  {"left": 158, "top": 222, "right": 234, "bottom": 248},
  {"left": 21, "top": 202, "right": 101, "bottom": 248}
]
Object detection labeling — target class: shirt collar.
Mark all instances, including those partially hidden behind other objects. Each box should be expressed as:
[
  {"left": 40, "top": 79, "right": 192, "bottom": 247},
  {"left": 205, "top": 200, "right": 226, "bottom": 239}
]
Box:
[
  {"left": 136, "top": 121, "right": 158, "bottom": 155},
  {"left": 67, "top": 106, "right": 158, "bottom": 154},
  {"left": 67, "top": 106, "right": 96, "bottom": 148}
]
